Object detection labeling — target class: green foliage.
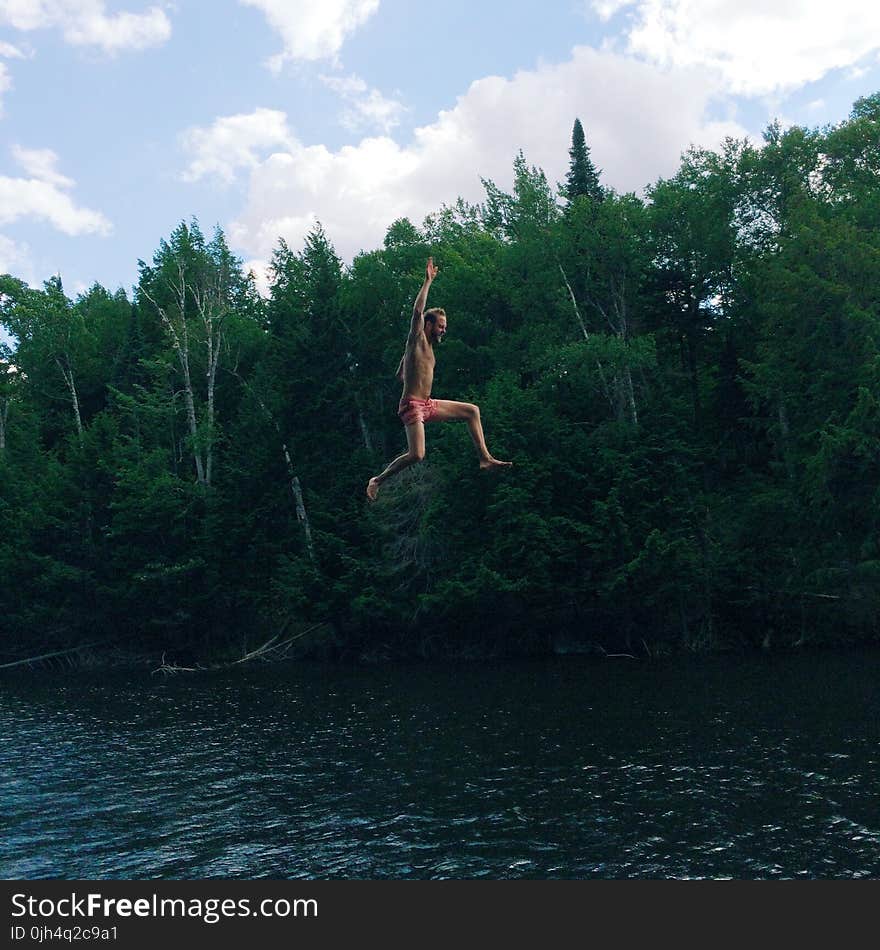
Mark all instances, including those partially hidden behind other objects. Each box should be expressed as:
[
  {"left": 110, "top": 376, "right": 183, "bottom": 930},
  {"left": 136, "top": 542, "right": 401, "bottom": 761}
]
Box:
[
  {"left": 2, "top": 95, "right": 880, "bottom": 663},
  {"left": 563, "top": 118, "right": 603, "bottom": 204}
]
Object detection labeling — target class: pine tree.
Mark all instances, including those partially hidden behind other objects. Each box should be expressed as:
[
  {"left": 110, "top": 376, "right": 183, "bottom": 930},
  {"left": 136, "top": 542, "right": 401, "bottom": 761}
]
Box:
[{"left": 565, "top": 118, "right": 603, "bottom": 203}]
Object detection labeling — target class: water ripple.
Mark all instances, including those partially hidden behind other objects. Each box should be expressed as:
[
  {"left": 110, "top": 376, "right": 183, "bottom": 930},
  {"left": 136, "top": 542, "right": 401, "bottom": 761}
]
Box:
[{"left": 2, "top": 651, "right": 880, "bottom": 878}]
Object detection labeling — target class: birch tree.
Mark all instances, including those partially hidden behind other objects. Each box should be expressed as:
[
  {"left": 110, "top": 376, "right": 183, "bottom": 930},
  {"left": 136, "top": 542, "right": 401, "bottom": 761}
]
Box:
[
  {"left": 138, "top": 222, "right": 247, "bottom": 489},
  {"left": 560, "top": 193, "right": 650, "bottom": 424},
  {"left": 0, "top": 275, "right": 91, "bottom": 443},
  {"left": 0, "top": 348, "right": 17, "bottom": 452}
]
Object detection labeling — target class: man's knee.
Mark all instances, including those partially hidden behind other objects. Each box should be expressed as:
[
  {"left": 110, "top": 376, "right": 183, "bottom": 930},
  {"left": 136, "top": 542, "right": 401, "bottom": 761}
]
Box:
[
  {"left": 408, "top": 446, "right": 425, "bottom": 463},
  {"left": 466, "top": 403, "right": 480, "bottom": 419}
]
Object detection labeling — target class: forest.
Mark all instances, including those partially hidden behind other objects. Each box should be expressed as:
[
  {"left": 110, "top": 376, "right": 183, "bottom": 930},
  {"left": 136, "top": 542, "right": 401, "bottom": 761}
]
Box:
[{"left": 1, "top": 94, "right": 879, "bottom": 666}]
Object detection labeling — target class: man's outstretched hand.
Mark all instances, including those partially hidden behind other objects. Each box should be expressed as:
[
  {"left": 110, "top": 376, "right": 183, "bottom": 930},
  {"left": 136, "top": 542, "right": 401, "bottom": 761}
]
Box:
[{"left": 426, "top": 257, "right": 439, "bottom": 281}]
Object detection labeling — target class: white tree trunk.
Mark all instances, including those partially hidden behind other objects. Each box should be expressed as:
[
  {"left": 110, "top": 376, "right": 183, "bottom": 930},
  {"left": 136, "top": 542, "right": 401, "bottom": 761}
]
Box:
[
  {"left": 559, "top": 264, "right": 614, "bottom": 409},
  {"left": 357, "top": 408, "right": 373, "bottom": 453},
  {"left": 289, "top": 468, "right": 316, "bottom": 563},
  {"left": 178, "top": 345, "right": 205, "bottom": 486},
  {"left": 624, "top": 364, "right": 638, "bottom": 425},
  {"left": 194, "top": 282, "right": 227, "bottom": 490},
  {"left": 235, "top": 373, "right": 316, "bottom": 562},
  {"left": 143, "top": 271, "right": 208, "bottom": 487},
  {"left": 612, "top": 280, "right": 638, "bottom": 426},
  {"left": 0, "top": 397, "right": 8, "bottom": 451},
  {"left": 558, "top": 264, "right": 590, "bottom": 341},
  {"left": 55, "top": 357, "right": 83, "bottom": 442}
]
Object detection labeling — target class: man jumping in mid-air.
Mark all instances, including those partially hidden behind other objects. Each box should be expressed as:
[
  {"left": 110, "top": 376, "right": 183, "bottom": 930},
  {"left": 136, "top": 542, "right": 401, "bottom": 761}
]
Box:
[{"left": 366, "top": 257, "right": 511, "bottom": 501}]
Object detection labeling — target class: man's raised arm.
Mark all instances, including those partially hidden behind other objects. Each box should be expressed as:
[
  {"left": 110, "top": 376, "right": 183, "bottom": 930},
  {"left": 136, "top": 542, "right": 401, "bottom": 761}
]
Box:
[{"left": 409, "top": 257, "right": 439, "bottom": 338}]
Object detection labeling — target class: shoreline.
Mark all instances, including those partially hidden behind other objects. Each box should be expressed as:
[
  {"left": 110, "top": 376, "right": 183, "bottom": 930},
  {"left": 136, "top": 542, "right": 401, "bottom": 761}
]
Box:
[{"left": 2, "top": 635, "right": 879, "bottom": 676}]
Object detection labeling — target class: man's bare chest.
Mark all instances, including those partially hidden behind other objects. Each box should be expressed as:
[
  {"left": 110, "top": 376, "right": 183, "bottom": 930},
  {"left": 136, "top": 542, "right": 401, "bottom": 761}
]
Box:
[{"left": 408, "top": 339, "right": 435, "bottom": 371}]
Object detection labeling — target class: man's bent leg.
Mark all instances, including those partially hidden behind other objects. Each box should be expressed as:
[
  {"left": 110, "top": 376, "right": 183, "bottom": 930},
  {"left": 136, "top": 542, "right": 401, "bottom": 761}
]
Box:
[
  {"left": 366, "top": 422, "right": 426, "bottom": 500},
  {"left": 431, "top": 400, "right": 511, "bottom": 469}
]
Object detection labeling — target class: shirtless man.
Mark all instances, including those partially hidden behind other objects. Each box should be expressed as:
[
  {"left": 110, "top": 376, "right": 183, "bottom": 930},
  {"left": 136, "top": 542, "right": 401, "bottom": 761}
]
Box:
[{"left": 366, "top": 257, "right": 511, "bottom": 501}]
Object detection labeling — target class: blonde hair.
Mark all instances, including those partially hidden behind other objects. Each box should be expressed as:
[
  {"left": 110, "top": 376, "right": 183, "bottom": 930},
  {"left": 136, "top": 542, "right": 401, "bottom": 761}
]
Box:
[{"left": 424, "top": 307, "right": 446, "bottom": 325}]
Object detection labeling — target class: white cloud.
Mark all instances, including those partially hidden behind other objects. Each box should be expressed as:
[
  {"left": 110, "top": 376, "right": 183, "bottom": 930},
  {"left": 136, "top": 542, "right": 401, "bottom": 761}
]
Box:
[
  {"left": 180, "top": 108, "right": 295, "bottom": 185},
  {"left": 0, "top": 37, "right": 30, "bottom": 116},
  {"left": 591, "top": 0, "right": 632, "bottom": 20},
  {"left": 208, "top": 45, "right": 746, "bottom": 263},
  {"left": 11, "top": 144, "right": 74, "bottom": 187},
  {"left": 593, "top": 1, "right": 880, "bottom": 96},
  {"left": 0, "top": 39, "right": 26, "bottom": 57},
  {"left": 240, "top": 0, "right": 379, "bottom": 70},
  {"left": 242, "top": 257, "right": 271, "bottom": 297},
  {"left": 0, "top": 1, "right": 171, "bottom": 53},
  {"left": 0, "top": 178, "right": 111, "bottom": 235},
  {"left": 0, "top": 61, "right": 11, "bottom": 114},
  {"left": 319, "top": 72, "right": 406, "bottom": 133},
  {"left": 0, "top": 147, "right": 111, "bottom": 235},
  {"left": 0, "top": 233, "right": 33, "bottom": 279}
]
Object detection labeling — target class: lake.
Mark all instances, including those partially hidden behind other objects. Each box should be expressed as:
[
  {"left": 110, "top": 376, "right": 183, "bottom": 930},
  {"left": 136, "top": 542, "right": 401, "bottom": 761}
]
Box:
[{"left": 2, "top": 649, "right": 879, "bottom": 878}]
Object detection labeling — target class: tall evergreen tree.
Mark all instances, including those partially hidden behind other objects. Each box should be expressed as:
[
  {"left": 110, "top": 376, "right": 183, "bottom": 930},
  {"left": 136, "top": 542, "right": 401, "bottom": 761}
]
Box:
[{"left": 565, "top": 118, "right": 603, "bottom": 204}]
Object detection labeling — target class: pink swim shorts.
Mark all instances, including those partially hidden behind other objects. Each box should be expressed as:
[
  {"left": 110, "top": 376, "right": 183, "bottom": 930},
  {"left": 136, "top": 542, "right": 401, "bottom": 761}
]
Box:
[{"left": 398, "top": 397, "right": 440, "bottom": 426}]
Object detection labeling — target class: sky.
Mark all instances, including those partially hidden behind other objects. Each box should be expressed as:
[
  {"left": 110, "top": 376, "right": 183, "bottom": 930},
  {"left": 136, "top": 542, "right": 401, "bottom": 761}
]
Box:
[{"left": 1, "top": 0, "right": 879, "bottom": 348}]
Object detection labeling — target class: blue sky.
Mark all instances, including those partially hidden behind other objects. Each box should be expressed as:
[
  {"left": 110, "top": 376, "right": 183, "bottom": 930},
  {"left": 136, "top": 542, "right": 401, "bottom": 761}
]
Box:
[{"left": 1, "top": 0, "right": 879, "bottom": 351}]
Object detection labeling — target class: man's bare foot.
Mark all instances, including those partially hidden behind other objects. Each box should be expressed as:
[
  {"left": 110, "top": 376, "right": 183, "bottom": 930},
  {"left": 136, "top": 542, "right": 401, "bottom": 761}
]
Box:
[
  {"left": 479, "top": 457, "right": 513, "bottom": 471},
  {"left": 366, "top": 477, "right": 380, "bottom": 501}
]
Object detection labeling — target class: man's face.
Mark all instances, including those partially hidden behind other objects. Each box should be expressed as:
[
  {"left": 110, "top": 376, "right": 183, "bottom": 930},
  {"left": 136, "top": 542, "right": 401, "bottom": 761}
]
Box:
[{"left": 430, "top": 316, "right": 447, "bottom": 343}]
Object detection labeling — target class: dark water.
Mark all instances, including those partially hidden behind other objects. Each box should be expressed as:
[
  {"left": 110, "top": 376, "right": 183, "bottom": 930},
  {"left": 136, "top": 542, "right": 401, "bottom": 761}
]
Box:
[{"left": 2, "top": 650, "right": 879, "bottom": 879}]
